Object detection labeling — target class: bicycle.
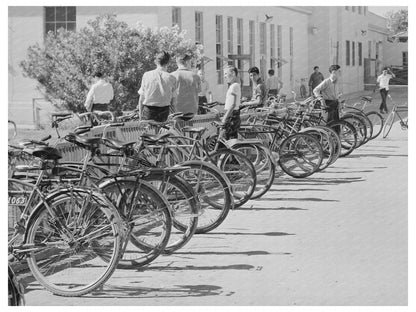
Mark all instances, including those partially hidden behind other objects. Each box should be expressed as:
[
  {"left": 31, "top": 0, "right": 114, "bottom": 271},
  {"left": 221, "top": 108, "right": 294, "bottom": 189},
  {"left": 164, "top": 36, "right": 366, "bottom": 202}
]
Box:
[
  {"left": 382, "top": 94, "right": 408, "bottom": 138},
  {"left": 8, "top": 143, "right": 123, "bottom": 296}
]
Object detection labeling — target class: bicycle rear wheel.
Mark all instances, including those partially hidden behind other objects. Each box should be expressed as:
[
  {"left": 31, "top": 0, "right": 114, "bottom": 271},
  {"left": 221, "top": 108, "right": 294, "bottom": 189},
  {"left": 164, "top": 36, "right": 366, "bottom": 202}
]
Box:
[
  {"left": 366, "top": 111, "right": 384, "bottom": 139},
  {"left": 382, "top": 111, "right": 395, "bottom": 138},
  {"left": 25, "top": 189, "right": 122, "bottom": 297},
  {"left": 341, "top": 114, "right": 367, "bottom": 147}
]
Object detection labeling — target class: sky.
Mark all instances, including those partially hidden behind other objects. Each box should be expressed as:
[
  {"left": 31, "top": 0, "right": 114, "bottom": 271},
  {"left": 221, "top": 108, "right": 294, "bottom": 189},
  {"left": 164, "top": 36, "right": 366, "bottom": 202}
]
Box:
[{"left": 369, "top": 6, "right": 407, "bottom": 17}]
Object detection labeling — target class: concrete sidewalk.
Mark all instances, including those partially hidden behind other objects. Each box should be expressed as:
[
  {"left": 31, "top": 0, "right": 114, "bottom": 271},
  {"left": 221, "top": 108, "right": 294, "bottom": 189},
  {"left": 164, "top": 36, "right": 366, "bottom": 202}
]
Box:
[{"left": 21, "top": 114, "right": 408, "bottom": 306}]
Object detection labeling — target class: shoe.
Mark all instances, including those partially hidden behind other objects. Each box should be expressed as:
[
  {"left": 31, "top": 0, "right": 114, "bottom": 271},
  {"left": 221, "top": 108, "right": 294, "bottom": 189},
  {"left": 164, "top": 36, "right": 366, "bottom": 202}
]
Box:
[
  {"left": 380, "top": 110, "right": 385, "bottom": 114},
  {"left": 385, "top": 109, "right": 389, "bottom": 114}
]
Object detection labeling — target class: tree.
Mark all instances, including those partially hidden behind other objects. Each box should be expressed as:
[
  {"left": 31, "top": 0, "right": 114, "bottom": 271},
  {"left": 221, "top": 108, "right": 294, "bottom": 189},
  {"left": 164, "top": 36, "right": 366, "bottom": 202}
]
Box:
[
  {"left": 386, "top": 9, "right": 408, "bottom": 34},
  {"left": 20, "top": 14, "right": 203, "bottom": 113}
]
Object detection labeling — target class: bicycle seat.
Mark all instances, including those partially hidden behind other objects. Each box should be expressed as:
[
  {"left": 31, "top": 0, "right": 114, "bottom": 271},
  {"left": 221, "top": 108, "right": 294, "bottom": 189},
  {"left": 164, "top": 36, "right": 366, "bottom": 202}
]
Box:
[
  {"left": 51, "top": 112, "right": 72, "bottom": 118},
  {"left": 24, "top": 146, "right": 62, "bottom": 160},
  {"left": 181, "top": 126, "right": 206, "bottom": 135},
  {"left": 361, "top": 96, "right": 373, "bottom": 102},
  {"left": 140, "top": 132, "right": 172, "bottom": 144},
  {"left": 102, "top": 138, "right": 136, "bottom": 151},
  {"left": 65, "top": 134, "right": 101, "bottom": 150}
]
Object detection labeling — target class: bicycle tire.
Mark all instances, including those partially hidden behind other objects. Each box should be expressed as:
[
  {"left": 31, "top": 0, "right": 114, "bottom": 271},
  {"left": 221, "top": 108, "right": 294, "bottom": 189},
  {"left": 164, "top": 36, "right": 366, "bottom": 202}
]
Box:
[
  {"left": 232, "top": 143, "right": 276, "bottom": 199},
  {"left": 278, "top": 132, "right": 323, "bottom": 178},
  {"left": 208, "top": 148, "right": 257, "bottom": 208},
  {"left": 311, "top": 125, "right": 342, "bottom": 166},
  {"left": 300, "top": 127, "right": 335, "bottom": 171},
  {"left": 382, "top": 111, "right": 395, "bottom": 138},
  {"left": 177, "top": 160, "right": 232, "bottom": 234},
  {"left": 100, "top": 178, "right": 172, "bottom": 267},
  {"left": 25, "top": 188, "right": 122, "bottom": 297},
  {"left": 341, "top": 114, "right": 368, "bottom": 147},
  {"left": 327, "top": 120, "right": 357, "bottom": 157},
  {"left": 365, "top": 111, "right": 384, "bottom": 139},
  {"left": 142, "top": 173, "right": 199, "bottom": 254}
]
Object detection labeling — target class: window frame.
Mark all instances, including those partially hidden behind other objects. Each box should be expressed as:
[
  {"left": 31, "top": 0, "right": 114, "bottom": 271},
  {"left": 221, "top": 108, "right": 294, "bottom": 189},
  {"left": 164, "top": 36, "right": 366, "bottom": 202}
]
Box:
[
  {"left": 195, "top": 11, "right": 203, "bottom": 44},
  {"left": 216, "top": 15, "right": 224, "bottom": 84},
  {"left": 44, "top": 6, "right": 76, "bottom": 36},
  {"left": 346, "top": 40, "right": 351, "bottom": 66},
  {"left": 172, "top": 7, "right": 182, "bottom": 29}
]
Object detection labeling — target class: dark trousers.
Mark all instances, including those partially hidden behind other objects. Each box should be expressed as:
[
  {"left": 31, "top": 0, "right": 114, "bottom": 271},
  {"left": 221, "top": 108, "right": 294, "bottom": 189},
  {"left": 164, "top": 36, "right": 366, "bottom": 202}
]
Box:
[
  {"left": 142, "top": 105, "right": 170, "bottom": 122},
  {"left": 224, "top": 110, "right": 241, "bottom": 140},
  {"left": 379, "top": 88, "right": 389, "bottom": 112},
  {"left": 198, "top": 96, "right": 208, "bottom": 114},
  {"left": 90, "top": 103, "right": 109, "bottom": 126},
  {"left": 268, "top": 89, "right": 278, "bottom": 97},
  {"left": 325, "top": 100, "right": 340, "bottom": 133}
]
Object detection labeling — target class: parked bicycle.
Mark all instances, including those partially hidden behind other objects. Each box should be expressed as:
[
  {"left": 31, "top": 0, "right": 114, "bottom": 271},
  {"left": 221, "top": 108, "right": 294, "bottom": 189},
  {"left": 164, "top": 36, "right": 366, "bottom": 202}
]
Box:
[{"left": 382, "top": 94, "right": 408, "bottom": 138}]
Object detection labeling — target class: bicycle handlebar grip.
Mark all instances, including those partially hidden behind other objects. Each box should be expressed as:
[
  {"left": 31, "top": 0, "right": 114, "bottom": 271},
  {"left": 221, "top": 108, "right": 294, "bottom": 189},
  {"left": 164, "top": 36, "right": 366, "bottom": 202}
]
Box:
[{"left": 41, "top": 135, "right": 52, "bottom": 142}]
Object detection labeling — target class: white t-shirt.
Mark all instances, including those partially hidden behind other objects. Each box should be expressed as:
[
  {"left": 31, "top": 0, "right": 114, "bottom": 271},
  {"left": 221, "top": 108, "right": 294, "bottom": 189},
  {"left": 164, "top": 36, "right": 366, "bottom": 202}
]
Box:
[
  {"left": 377, "top": 74, "right": 393, "bottom": 90},
  {"left": 224, "top": 82, "right": 241, "bottom": 111},
  {"left": 84, "top": 79, "right": 114, "bottom": 111}
]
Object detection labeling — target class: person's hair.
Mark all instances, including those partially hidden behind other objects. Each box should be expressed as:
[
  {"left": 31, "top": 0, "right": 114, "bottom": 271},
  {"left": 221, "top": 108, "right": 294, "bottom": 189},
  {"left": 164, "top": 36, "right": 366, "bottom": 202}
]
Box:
[
  {"left": 268, "top": 69, "right": 275, "bottom": 75},
  {"left": 383, "top": 66, "right": 389, "bottom": 70},
  {"left": 313, "top": 66, "right": 319, "bottom": 70},
  {"left": 155, "top": 51, "right": 171, "bottom": 66},
  {"left": 93, "top": 72, "right": 103, "bottom": 78},
  {"left": 226, "top": 66, "right": 239, "bottom": 77},
  {"left": 328, "top": 65, "right": 341, "bottom": 73},
  {"left": 248, "top": 66, "right": 260, "bottom": 75},
  {"left": 176, "top": 54, "right": 192, "bottom": 65}
]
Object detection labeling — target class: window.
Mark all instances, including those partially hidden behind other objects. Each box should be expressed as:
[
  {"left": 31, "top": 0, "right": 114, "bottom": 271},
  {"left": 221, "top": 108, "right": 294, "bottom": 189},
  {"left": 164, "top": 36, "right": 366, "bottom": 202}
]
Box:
[
  {"left": 216, "top": 15, "right": 224, "bottom": 84},
  {"left": 290, "top": 27, "right": 293, "bottom": 57},
  {"left": 249, "top": 20, "right": 255, "bottom": 66},
  {"left": 352, "top": 6, "right": 356, "bottom": 13},
  {"left": 346, "top": 40, "right": 350, "bottom": 65},
  {"left": 364, "top": 7, "right": 367, "bottom": 15},
  {"left": 358, "top": 6, "right": 362, "bottom": 14},
  {"left": 260, "top": 22, "right": 267, "bottom": 55},
  {"left": 227, "top": 17, "right": 233, "bottom": 55},
  {"left": 44, "top": 7, "right": 76, "bottom": 35},
  {"left": 195, "top": 11, "right": 203, "bottom": 44},
  {"left": 358, "top": 42, "right": 362, "bottom": 66},
  {"left": 403, "top": 51, "right": 408, "bottom": 67},
  {"left": 368, "top": 40, "right": 372, "bottom": 58},
  {"left": 352, "top": 42, "right": 355, "bottom": 66},
  {"left": 172, "top": 7, "right": 181, "bottom": 29},
  {"left": 345, "top": 6, "right": 349, "bottom": 11},
  {"left": 375, "top": 42, "right": 379, "bottom": 59},
  {"left": 237, "top": 18, "right": 243, "bottom": 69},
  {"left": 270, "top": 24, "right": 275, "bottom": 68},
  {"left": 277, "top": 25, "right": 282, "bottom": 78}
]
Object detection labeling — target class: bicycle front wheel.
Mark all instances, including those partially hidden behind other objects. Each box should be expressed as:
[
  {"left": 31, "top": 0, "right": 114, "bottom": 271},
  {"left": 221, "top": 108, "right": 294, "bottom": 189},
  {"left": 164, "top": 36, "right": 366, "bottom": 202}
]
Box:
[
  {"left": 382, "top": 111, "right": 395, "bottom": 138},
  {"left": 100, "top": 179, "right": 172, "bottom": 267},
  {"left": 177, "top": 160, "right": 232, "bottom": 234},
  {"left": 208, "top": 149, "right": 257, "bottom": 208},
  {"left": 25, "top": 189, "right": 122, "bottom": 297},
  {"left": 278, "top": 133, "right": 323, "bottom": 178}
]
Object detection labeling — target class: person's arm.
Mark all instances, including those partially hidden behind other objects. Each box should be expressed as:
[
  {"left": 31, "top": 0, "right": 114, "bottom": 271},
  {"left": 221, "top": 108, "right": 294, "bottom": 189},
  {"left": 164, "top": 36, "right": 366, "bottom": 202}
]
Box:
[
  {"left": 84, "top": 86, "right": 95, "bottom": 112},
  {"left": 313, "top": 79, "right": 328, "bottom": 98},
  {"left": 388, "top": 69, "right": 396, "bottom": 78}
]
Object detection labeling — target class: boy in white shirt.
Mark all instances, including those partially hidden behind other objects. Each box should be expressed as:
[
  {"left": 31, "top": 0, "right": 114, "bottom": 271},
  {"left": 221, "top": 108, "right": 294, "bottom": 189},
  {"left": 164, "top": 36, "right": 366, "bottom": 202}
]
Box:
[
  {"left": 222, "top": 66, "right": 241, "bottom": 140},
  {"left": 376, "top": 67, "right": 395, "bottom": 114}
]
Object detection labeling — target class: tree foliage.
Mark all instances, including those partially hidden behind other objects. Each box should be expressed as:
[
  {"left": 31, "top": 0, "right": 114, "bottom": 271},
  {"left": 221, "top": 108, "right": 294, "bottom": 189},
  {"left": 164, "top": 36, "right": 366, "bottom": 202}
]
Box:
[
  {"left": 386, "top": 9, "right": 408, "bottom": 34},
  {"left": 20, "top": 14, "right": 203, "bottom": 113}
]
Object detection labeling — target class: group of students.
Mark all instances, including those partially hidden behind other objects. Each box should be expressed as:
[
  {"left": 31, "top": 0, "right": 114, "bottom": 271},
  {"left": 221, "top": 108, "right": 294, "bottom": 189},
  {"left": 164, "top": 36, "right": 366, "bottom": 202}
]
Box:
[{"left": 84, "top": 51, "right": 395, "bottom": 141}]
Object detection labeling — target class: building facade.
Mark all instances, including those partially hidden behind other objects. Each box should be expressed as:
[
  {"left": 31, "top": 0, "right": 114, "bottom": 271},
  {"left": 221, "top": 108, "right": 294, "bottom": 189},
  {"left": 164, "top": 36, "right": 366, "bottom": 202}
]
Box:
[{"left": 8, "top": 6, "right": 406, "bottom": 127}]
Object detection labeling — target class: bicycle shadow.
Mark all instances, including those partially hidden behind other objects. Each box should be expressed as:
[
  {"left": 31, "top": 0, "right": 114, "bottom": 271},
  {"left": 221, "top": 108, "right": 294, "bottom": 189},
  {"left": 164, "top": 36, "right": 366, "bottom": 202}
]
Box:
[
  {"left": 241, "top": 206, "right": 308, "bottom": 211},
  {"left": 88, "top": 283, "right": 226, "bottom": 299}
]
